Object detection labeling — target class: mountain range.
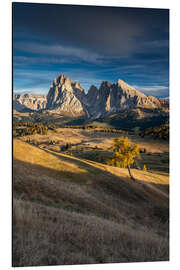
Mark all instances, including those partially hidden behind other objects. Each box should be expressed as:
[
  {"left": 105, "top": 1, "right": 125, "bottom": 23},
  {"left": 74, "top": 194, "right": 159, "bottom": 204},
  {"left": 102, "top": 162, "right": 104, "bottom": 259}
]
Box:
[
  {"left": 13, "top": 74, "right": 166, "bottom": 119},
  {"left": 13, "top": 94, "right": 47, "bottom": 112}
]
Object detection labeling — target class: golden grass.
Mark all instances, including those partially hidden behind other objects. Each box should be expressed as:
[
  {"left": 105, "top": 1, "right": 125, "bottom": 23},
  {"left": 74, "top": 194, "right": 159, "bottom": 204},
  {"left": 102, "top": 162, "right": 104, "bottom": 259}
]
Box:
[
  {"left": 14, "top": 139, "right": 87, "bottom": 176},
  {"left": 106, "top": 165, "right": 169, "bottom": 185},
  {"left": 44, "top": 147, "right": 169, "bottom": 185},
  {"left": 13, "top": 139, "right": 169, "bottom": 266},
  {"left": 20, "top": 127, "right": 169, "bottom": 153}
]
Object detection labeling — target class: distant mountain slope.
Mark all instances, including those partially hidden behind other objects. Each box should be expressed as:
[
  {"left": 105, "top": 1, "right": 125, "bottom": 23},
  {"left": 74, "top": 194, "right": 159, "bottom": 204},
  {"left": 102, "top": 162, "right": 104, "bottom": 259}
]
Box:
[
  {"left": 13, "top": 138, "right": 169, "bottom": 266},
  {"left": 13, "top": 94, "right": 47, "bottom": 112},
  {"left": 13, "top": 74, "right": 163, "bottom": 118},
  {"left": 86, "top": 79, "right": 161, "bottom": 118}
]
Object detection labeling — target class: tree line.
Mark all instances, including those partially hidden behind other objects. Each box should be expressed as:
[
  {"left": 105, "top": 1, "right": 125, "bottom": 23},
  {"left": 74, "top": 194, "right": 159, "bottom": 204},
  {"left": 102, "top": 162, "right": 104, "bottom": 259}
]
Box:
[
  {"left": 13, "top": 122, "right": 57, "bottom": 137},
  {"left": 63, "top": 125, "right": 128, "bottom": 134},
  {"left": 139, "top": 123, "right": 169, "bottom": 140}
]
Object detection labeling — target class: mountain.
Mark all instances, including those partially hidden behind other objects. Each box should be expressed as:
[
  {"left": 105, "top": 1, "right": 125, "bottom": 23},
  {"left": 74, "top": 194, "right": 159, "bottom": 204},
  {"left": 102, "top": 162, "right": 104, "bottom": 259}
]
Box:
[
  {"left": 46, "top": 74, "right": 86, "bottom": 116},
  {"left": 86, "top": 79, "right": 161, "bottom": 118},
  {"left": 159, "top": 98, "right": 169, "bottom": 108},
  {"left": 13, "top": 94, "right": 47, "bottom": 112},
  {"left": 45, "top": 74, "right": 161, "bottom": 118},
  {"left": 13, "top": 75, "right": 163, "bottom": 118}
]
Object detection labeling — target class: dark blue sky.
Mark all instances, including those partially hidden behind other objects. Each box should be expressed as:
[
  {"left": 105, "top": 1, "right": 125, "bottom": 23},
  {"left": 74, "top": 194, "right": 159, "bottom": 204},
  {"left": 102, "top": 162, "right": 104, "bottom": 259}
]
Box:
[{"left": 13, "top": 3, "right": 169, "bottom": 98}]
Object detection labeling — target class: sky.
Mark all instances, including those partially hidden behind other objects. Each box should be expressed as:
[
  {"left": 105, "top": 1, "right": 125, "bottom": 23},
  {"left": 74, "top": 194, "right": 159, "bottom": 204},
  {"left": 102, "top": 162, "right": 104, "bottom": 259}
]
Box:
[{"left": 13, "top": 3, "right": 169, "bottom": 98}]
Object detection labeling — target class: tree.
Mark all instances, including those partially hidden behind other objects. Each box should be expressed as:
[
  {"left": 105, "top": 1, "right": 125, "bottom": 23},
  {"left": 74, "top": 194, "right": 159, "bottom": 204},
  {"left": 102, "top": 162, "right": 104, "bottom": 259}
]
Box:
[
  {"left": 143, "top": 164, "right": 147, "bottom": 171},
  {"left": 108, "top": 137, "right": 140, "bottom": 181}
]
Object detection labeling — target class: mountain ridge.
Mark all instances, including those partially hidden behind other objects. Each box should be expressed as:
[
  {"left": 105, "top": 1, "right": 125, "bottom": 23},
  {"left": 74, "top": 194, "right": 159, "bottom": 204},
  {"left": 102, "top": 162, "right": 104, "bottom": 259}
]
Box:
[
  {"left": 13, "top": 93, "right": 47, "bottom": 112},
  {"left": 13, "top": 74, "right": 164, "bottom": 118}
]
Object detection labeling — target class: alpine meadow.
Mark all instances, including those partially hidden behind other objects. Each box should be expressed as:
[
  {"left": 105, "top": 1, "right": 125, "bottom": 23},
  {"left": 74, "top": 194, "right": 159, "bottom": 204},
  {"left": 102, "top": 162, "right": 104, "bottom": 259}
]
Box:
[{"left": 13, "top": 2, "right": 169, "bottom": 267}]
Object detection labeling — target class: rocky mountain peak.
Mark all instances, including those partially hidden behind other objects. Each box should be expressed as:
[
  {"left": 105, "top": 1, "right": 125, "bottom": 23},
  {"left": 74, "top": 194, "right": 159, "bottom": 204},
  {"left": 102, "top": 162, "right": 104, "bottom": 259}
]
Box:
[
  {"left": 90, "top": 85, "right": 98, "bottom": 90},
  {"left": 100, "top": 81, "right": 112, "bottom": 89},
  {"left": 53, "top": 74, "right": 67, "bottom": 83},
  {"left": 116, "top": 79, "right": 144, "bottom": 95},
  {"left": 53, "top": 74, "right": 72, "bottom": 91},
  {"left": 87, "top": 85, "right": 98, "bottom": 96},
  {"left": 117, "top": 79, "right": 132, "bottom": 92},
  {"left": 14, "top": 74, "right": 163, "bottom": 118},
  {"left": 72, "top": 82, "right": 84, "bottom": 91},
  {"left": 46, "top": 74, "right": 86, "bottom": 116},
  {"left": 117, "top": 78, "right": 127, "bottom": 87}
]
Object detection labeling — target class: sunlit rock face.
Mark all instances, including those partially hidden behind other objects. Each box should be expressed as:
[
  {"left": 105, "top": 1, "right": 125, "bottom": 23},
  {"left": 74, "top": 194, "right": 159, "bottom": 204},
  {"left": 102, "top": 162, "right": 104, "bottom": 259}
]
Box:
[
  {"left": 14, "top": 74, "right": 161, "bottom": 117},
  {"left": 46, "top": 74, "right": 86, "bottom": 116},
  {"left": 13, "top": 94, "right": 47, "bottom": 112},
  {"left": 85, "top": 78, "right": 161, "bottom": 118}
]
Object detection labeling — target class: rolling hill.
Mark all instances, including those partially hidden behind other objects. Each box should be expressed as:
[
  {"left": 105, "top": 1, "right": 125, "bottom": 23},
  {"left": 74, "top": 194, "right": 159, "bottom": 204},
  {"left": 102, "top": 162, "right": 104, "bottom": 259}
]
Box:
[{"left": 13, "top": 139, "right": 169, "bottom": 266}]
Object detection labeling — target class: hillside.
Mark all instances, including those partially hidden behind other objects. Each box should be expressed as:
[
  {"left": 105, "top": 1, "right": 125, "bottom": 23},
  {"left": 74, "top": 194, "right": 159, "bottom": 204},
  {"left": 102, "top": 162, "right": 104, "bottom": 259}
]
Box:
[{"left": 13, "top": 139, "right": 169, "bottom": 266}]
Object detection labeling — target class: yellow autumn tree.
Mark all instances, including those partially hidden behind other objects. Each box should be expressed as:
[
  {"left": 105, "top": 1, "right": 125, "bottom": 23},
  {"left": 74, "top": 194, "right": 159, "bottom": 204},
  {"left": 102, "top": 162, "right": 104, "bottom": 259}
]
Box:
[{"left": 108, "top": 137, "right": 140, "bottom": 181}]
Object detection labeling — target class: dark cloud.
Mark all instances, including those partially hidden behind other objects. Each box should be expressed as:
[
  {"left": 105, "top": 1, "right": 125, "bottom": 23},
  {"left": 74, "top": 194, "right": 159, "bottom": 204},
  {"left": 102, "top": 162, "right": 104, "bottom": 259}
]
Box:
[
  {"left": 13, "top": 3, "right": 169, "bottom": 98},
  {"left": 13, "top": 3, "right": 169, "bottom": 56},
  {"left": 14, "top": 42, "right": 103, "bottom": 64}
]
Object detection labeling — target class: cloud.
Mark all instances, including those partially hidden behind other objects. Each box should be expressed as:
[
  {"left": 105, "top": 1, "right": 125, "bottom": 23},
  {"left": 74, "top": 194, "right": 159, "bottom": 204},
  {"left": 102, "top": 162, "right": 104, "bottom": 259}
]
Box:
[
  {"left": 13, "top": 69, "right": 56, "bottom": 92},
  {"left": 14, "top": 88, "right": 47, "bottom": 95},
  {"left": 132, "top": 85, "right": 169, "bottom": 98},
  {"left": 143, "top": 40, "right": 169, "bottom": 49},
  {"left": 13, "top": 55, "right": 74, "bottom": 66},
  {"left": 14, "top": 42, "right": 103, "bottom": 64},
  {"left": 13, "top": 3, "right": 169, "bottom": 97},
  {"left": 13, "top": 3, "right": 169, "bottom": 57},
  {"left": 13, "top": 67, "right": 104, "bottom": 94}
]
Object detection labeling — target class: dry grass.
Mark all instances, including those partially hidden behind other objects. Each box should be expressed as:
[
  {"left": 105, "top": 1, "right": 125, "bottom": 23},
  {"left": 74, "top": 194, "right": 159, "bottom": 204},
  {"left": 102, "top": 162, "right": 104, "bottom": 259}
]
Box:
[
  {"left": 13, "top": 199, "right": 168, "bottom": 267},
  {"left": 13, "top": 138, "right": 169, "bottom": 266},
  {"left": 13, "top": 139, "right": 87, "bottom": 180},
  {"left": 20, "top": 127, "right": 169, "bottom": 153}
]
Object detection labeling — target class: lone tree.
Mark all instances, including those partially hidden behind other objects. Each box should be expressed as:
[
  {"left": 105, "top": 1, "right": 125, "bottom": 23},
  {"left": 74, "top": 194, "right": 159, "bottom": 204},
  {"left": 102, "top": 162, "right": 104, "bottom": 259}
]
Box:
[{"left": 108, "top": 137, "right": 140, "bottom": 181}]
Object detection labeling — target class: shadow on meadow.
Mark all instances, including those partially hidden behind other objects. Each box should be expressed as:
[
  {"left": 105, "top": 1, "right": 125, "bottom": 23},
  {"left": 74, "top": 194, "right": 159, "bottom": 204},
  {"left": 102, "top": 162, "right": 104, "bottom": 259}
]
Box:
[{"left": 13, "top": 151, "right": 169, "bottom": 266}]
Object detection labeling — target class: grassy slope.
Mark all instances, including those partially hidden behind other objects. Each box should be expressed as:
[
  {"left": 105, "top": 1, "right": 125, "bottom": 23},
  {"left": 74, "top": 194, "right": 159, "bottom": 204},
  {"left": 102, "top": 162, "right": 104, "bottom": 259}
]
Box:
[{"left": 13, "top": 139, "right": 169, "bottom": 266}]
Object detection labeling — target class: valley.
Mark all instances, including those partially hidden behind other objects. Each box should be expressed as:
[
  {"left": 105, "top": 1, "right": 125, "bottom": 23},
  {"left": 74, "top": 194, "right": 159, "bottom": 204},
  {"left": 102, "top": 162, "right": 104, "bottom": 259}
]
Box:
[
  {"left": 13, "top": 74, "right": 169, "bottom": 266},
  {"left": 12, "top": 2, "right": 170, "bottom": 267},
  {"left": 16, "top": 126, "right": 169, "bottom": 175},
  {"left": 13, "top": 123, "right": 169, "bottom": 266}
]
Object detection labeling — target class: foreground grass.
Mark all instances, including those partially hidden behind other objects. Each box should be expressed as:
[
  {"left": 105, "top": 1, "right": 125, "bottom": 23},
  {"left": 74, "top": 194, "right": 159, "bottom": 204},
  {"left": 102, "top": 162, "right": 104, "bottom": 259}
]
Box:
[
  {"left": 13, "top": 139, "right": 169, "bottom": 266},
  {"left": 13, "top": 199, "right": 168, "bottom": 266}
]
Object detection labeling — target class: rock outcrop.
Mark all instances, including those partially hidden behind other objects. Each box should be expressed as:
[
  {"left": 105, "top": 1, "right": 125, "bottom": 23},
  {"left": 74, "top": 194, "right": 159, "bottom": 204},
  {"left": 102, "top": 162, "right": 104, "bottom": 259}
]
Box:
[
  {"left": 46, "top": 74, "right": 86, "bottom": 116},
  {"left": 86, "top": 78, "right": 161, "bottom": 118},
  {"left": 13, "top": 94, "right": 47, "bottom": 112},
  {"left": 14, "top": 74, "right": 162, "bottom": 118}
]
